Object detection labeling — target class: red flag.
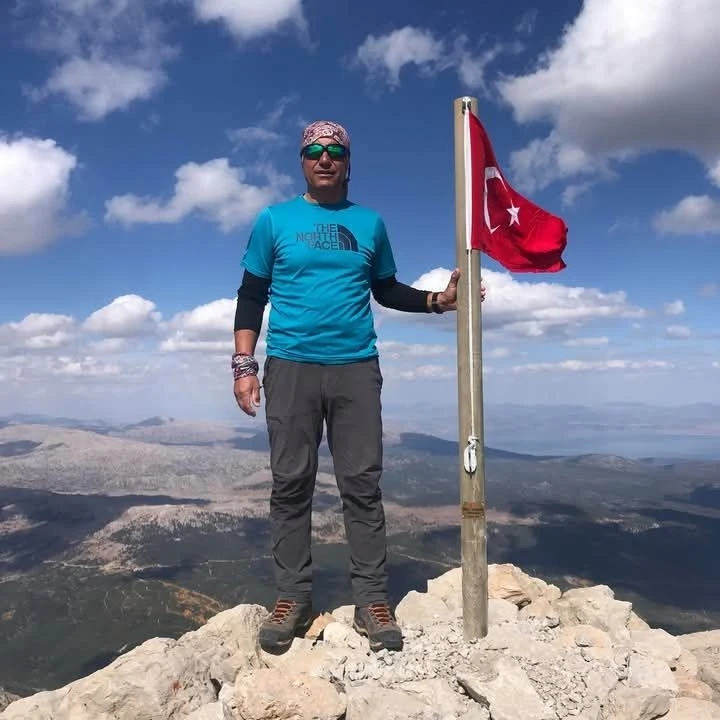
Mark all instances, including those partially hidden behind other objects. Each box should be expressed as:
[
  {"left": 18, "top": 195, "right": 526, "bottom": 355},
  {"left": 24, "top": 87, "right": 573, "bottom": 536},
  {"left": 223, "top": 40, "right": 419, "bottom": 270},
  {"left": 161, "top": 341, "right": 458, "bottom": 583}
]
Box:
[{"left": 466, "top": 110, "right": 567, "bottom": 272}]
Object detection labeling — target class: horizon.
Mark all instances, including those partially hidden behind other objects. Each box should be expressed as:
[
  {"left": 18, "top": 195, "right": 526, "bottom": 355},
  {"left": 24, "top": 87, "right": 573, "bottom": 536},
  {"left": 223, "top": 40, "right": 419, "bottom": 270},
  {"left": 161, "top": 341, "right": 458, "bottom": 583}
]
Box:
[
  {"left": 4, "top": 401, "right": 720, "bottom": 461},
  {"left": 2, "top": 0, "right": 720, "bottom": 423}
]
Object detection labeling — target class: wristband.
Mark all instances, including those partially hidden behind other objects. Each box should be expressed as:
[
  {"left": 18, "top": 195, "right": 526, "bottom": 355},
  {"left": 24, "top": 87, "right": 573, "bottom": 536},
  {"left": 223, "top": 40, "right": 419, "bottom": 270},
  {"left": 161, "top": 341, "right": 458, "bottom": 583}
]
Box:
[
  {"left": 431, "top": 292, "right": 445, "bottom": 314},
  {"left": 231, "top": 352, "right": 259, "bottom": 380}
]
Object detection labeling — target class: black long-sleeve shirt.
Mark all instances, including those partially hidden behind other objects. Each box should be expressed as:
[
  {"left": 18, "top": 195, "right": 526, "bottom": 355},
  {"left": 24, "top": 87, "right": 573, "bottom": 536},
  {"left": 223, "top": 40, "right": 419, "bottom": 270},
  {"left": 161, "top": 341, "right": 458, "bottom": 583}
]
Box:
[{"left": 234, "top": 270, "right": 430, "bottom": 333}]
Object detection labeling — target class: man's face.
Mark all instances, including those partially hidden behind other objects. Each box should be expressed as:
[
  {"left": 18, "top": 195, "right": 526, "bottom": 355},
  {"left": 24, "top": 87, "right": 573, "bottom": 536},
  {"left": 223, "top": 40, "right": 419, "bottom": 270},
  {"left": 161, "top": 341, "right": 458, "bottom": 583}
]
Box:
[{"left": 301, "top": 136, "right": 348, "bottom": 192}]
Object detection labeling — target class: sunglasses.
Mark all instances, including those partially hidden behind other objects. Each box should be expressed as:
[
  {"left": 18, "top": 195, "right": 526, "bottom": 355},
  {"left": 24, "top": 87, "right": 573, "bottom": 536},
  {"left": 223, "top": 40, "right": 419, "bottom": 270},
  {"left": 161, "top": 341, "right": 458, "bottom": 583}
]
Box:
[{"left": 301, "top": 143, "right": 347, "bottom": 160}]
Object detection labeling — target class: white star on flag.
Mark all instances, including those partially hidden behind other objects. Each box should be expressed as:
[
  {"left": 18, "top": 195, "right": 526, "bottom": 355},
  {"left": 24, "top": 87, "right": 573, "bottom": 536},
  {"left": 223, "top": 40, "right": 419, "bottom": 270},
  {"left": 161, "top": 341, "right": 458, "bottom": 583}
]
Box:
[{"left": 507, "top": 203, "right": 520, "bottom": 226}]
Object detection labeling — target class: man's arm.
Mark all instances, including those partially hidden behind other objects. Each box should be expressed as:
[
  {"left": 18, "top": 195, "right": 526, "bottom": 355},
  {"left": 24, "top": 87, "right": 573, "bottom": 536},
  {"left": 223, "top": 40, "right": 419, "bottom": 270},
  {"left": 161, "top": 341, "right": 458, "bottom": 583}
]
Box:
[
  {"left": 234, "top": 270, "right": 270, "bottom": 353},
  {"left": 371, "top": 275, "right": 449, "bottom": 313}
]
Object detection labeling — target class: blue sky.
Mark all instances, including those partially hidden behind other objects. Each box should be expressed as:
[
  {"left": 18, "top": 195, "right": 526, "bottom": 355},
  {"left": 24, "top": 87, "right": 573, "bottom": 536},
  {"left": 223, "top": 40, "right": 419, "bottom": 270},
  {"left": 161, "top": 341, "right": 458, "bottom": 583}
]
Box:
[{"left": 1, "top": 0, "right": 719, "bottom": 427}]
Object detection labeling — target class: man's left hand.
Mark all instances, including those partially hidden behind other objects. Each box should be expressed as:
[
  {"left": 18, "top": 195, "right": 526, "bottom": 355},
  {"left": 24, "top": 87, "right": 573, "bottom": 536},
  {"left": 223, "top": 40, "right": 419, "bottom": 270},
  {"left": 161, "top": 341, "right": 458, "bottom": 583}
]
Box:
[{"left": 437, "top": 269, "right": 486, "bottom": 311}]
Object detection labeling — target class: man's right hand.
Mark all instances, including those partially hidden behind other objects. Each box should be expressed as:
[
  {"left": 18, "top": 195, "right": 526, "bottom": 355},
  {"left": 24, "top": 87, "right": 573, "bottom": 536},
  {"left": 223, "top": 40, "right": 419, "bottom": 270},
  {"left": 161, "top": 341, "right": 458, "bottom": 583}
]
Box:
[{"left": 234, "top": 375, "right": 261, "bottom": 417}]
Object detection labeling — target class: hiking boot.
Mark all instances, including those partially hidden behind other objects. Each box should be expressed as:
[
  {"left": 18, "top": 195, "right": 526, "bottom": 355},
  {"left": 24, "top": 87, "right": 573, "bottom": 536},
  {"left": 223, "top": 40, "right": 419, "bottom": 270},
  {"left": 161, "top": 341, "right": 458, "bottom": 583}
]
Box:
[
  {"left": 257, "top": 599, "right": 314, "bottom": 655},
  {"left": 353, "top": 602, "right": 403, "bottom": 652}
]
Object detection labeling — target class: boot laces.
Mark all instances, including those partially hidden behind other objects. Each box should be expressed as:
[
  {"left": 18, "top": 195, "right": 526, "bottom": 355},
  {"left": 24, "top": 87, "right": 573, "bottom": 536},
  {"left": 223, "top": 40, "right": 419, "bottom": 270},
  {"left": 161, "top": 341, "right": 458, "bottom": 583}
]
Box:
[
  {"left": 368, "top": 602, "right": 394, "bottom": 626},
  {"left": 269, "top": 599, "right": 296, "bottom": 624}
]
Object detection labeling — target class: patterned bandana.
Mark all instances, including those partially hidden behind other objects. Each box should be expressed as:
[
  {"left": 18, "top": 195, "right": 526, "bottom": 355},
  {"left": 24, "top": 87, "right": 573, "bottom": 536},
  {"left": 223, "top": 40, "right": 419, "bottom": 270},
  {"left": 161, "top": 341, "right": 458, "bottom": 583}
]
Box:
[{"left": 301, "top": 120, "right": 350, "bottom": 151}]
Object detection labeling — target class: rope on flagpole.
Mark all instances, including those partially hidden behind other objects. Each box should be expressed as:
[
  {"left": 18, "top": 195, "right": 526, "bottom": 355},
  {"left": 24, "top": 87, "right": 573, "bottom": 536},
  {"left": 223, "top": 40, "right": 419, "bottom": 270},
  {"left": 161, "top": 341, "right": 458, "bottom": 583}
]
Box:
[{"left": 462, "top": 97, "right": 479, "bottom": 475}]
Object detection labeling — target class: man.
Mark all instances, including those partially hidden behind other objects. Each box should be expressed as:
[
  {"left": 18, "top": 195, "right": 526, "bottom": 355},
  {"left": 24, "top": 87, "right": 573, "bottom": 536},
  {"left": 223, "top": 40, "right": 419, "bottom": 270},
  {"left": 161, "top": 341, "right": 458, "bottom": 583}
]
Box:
[{"left": 233, "top": 120, "right": 483, "bottom": 655}]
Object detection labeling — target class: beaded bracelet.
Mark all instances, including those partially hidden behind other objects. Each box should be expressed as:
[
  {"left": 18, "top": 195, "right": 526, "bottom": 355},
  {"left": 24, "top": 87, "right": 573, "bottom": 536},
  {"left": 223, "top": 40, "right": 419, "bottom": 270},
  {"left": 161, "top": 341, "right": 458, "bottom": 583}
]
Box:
[{"left": 231, "top": 352, "right": 259, "bottom": 380}]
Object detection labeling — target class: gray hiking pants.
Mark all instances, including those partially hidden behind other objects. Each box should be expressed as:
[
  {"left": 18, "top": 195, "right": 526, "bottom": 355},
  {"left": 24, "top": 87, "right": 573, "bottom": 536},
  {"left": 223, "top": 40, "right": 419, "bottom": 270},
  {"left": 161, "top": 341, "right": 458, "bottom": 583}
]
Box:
[{"left": 262, "top": 355, "right": 388, "bottom": 606}]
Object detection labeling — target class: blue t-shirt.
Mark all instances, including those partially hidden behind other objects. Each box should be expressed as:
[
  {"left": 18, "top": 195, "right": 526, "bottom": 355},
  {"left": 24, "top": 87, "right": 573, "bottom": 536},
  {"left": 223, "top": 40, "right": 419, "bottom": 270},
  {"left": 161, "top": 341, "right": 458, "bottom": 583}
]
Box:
[{"left": 241, "top": 195, "right": 398, "bottom": 364}]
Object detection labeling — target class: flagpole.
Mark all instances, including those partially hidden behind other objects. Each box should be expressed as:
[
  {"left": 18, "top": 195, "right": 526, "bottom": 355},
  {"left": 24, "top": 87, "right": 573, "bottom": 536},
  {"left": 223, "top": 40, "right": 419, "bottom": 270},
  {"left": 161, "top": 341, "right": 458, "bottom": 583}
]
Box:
[{"left": 453, "top": 95, "right": 488, "bottom": 641}]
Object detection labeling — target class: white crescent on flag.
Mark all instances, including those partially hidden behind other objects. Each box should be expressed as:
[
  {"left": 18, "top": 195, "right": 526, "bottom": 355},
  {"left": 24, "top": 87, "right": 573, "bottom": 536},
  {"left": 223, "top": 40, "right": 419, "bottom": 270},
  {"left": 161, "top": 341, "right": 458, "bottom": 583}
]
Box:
[{"left": 484, "top": 166, "right": 507, "bottom": 234}]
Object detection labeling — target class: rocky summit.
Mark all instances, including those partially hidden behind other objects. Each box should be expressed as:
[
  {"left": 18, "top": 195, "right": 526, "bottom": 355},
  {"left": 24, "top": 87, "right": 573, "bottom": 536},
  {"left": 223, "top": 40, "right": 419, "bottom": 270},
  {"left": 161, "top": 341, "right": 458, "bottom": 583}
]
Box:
[{"left": 2, "top": 564, "right": 719, "bottom": 720}]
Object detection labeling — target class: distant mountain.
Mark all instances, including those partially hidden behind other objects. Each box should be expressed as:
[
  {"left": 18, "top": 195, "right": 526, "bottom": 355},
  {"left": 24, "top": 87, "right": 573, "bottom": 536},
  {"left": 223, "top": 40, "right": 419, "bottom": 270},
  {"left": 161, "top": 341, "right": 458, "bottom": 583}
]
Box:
[
  {"left": 386, "top": 432, "right": 559, "bottom": 462},
  {"left": 120, "top": 416, "right": 174, "bottom": 430},
  {"left": 0, "top": 413, "right": 112, "bottom": 431}
]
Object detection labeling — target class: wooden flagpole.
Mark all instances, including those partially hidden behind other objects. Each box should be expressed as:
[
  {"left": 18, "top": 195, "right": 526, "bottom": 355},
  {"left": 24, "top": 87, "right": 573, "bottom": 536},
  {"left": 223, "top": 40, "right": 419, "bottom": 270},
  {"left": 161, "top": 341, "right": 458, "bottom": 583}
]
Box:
[{"left": 453, "top": 95, "right": 488, "bottom": 640}]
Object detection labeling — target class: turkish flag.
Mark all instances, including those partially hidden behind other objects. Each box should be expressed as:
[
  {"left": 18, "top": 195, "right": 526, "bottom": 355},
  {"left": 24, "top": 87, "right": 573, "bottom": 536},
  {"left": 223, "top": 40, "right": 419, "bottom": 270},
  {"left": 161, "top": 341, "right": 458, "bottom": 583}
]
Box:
[{"left": 467, "top": 111, "right": 567, "bottom": 273}]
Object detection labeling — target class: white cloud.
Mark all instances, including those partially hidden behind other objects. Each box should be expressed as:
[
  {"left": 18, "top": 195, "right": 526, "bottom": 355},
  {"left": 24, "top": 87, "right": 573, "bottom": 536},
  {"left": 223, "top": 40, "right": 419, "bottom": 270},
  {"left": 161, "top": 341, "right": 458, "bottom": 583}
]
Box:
[
  {"left": 564, "top": 336, "right": 609, "bottom": 347},
  {"left": 21, "top": 0, "right": 176, "bottom": 120},
  {"left": 161, "top": 298, "right": 270, "bottom": 353},
  {"left": 1, "top": 313, "right": 76, "bottom": 352},
  {"left": 665, "top": 324, "right": 692, "bottom": 339},
  {"left": 498, "top": 0, "right": 720, "bottom": 199},
  {"left": 192, "top": 0, "right": 307, "bottom": 41},
  {"left": 83, "top": 295, "right": 161, "bottom": 338},
  {"left": 0, "top": 136, "right": 84, "bottom": 255},
  {"left": 37, "top": 58, "right": 166, "bottom": 122},
  {"left": 381, "top": 267, "right": 645, "bottom": 339},
  {"left": 51, "top": 356, "right": 122, "bottom": 378},
  {"left": 654, "top": 195, "right": 720, "bottom": 235},
  {"left": 510, "top": 359, "right": 673, "bottom": 373},
  {"left": 664, "top": 300, "right": 685, "bottom": 316},
  {"left": 105, "top": 159, "right": 291, "bottom": 231},
  {"left": 393, "top": 364, "right": 456, "bottom": 381},
  {"left": 354, "top": 26, "right": 501, "bottom": 93},
  {"left": 227, "top": 95, "right": 298, "bottom": 155},
  {"left": 376, "top": 340, "right": 448, "bottom": 361}
]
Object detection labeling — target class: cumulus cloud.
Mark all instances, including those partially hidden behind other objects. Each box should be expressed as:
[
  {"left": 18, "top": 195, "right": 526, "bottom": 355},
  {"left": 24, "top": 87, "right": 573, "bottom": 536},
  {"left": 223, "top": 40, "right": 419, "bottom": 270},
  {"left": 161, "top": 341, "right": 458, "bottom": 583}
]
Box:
[
  {"left": 510, "top": 359, "right": 673, "bottom": 373},
  {"left": 498, "top": 0, "right": 720, "bottom": 212},
  {"left": 191, "top": 0, "right": 307, "bottom": 41},
  {"left": 19, "top": 0, "right": 176, "bottom": 120},
  {"left": 380, "top": 267, "right": 645, "bottom": 339},
  {"left": 654, "top": 195, "right": 720, "bottom": 235},
  {"left": 564, "top": 336, "right": 609, "bottom": 347},
  {"left": 161, "top": 298, "right": 270, "bottom": 353},
  {"left": 0, "top": 313, "right": 76, "bottom": 352},
  {"left": 665, "top": 324, "right": 692, "bottom": 339},
  {"left": 0, "top": 136, "right": 85, "bottom": 255},
  {"left": 83, "top": 295, "right": 161, "bottom": 338},
  {"left": 105, "top": 159, "right": 292, "bottom": 231},
  {"left": 664, "top": 300, "right": 685, "bottom": 316},
  {"left": 354, "top": 26, "right": 502, "bottom": 93}
]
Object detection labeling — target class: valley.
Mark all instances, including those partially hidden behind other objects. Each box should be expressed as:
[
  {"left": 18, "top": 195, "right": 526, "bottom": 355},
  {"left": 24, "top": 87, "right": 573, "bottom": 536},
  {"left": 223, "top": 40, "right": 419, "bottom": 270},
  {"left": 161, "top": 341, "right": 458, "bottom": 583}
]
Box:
[{"left": 0, "top": 417, "right": 718, "bottom": 696}]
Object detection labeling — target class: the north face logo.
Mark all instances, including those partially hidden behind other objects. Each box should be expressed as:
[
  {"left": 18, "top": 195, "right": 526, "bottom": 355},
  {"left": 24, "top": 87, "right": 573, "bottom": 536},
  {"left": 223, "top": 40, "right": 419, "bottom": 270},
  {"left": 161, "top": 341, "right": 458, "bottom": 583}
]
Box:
[{"left": 296, "top": 223, "right": 358, "bottom": 252}]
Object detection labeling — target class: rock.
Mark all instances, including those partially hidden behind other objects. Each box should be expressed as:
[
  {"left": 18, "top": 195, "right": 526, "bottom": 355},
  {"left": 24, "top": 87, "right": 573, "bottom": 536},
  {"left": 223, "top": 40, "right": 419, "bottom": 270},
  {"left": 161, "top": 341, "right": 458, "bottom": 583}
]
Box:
[
  {"left": 395, "top": 677, "right": 469, "bottom": 716},
  {"left": 628, "top": 611, "right": 652, "bottom": 631},
  {"left": 602, "top": 686, "right": 671, "bottom": 720},
  {"left": 519, "top": 596, "right": 560, "bottom": 628},
  {"left": 307, "top": 612, "right": 335, "bottom": 639},
  {"left": 175, "top": 603, "right": 267, "bottom": 685},
  {"left": 457, "top": 656, "right": 554, "bottom": 720},
  {"left": 554, "top": 624, "right": 614, "bottom": 661},
  {"left": 489, "top": 598, "right": 519, "bottom": 625},
  {"left": 554, "top": 585, "right": 632, "bottom": 642},
  {"left": 185, "top": 701, "right": 233, "bottom": 719},
  {"left": 677, "top": 648, "right": 699, "bottom": 676},
  {"left": 0, "top": 692, "right": 19, "bottom": 714},
  {"left": 234, "top": 669, "right": 346, "bottom": 720},
  {"left": 631, "top": 628, "right": 683, "bottom": 669},
  {"left": 663, "top": 696, "right": 720, "bottom": 719},
  {"left": 331, "top": 605, "right": 355, "bottom": 625},
  {"left": 488, "top": 564, "right": 560, "bottom": 608},
  {"left": 678, "top": 630, "right": 720, "bottom": 699},
  {"left": 674, "top": 669, "right": 715, "bottom": 701},
  {"left": 321, "top": 620, "right": 367, "bottom": 650},
  {"left": 3, "top": 564, "right": 720, "bottom": 720},
  {"left": 0, "top": 637, "right": 216, "bottom": 720},
  {"left": 345, "top": 683, "right": 437, "bottom": 719},
  {"left": 627, "top": 652, "right": 678, "bottom": 694},
  {"left": 396, "top": 589, "right": 452, "bottom": 628}
]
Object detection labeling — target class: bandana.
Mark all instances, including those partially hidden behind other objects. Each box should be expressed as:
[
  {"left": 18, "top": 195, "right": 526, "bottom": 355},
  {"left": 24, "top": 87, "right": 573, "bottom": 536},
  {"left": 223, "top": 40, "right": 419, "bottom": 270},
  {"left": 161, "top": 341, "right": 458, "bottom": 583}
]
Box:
[{"left": 301, "top": 120, "right": 350, "bottom": 151}]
